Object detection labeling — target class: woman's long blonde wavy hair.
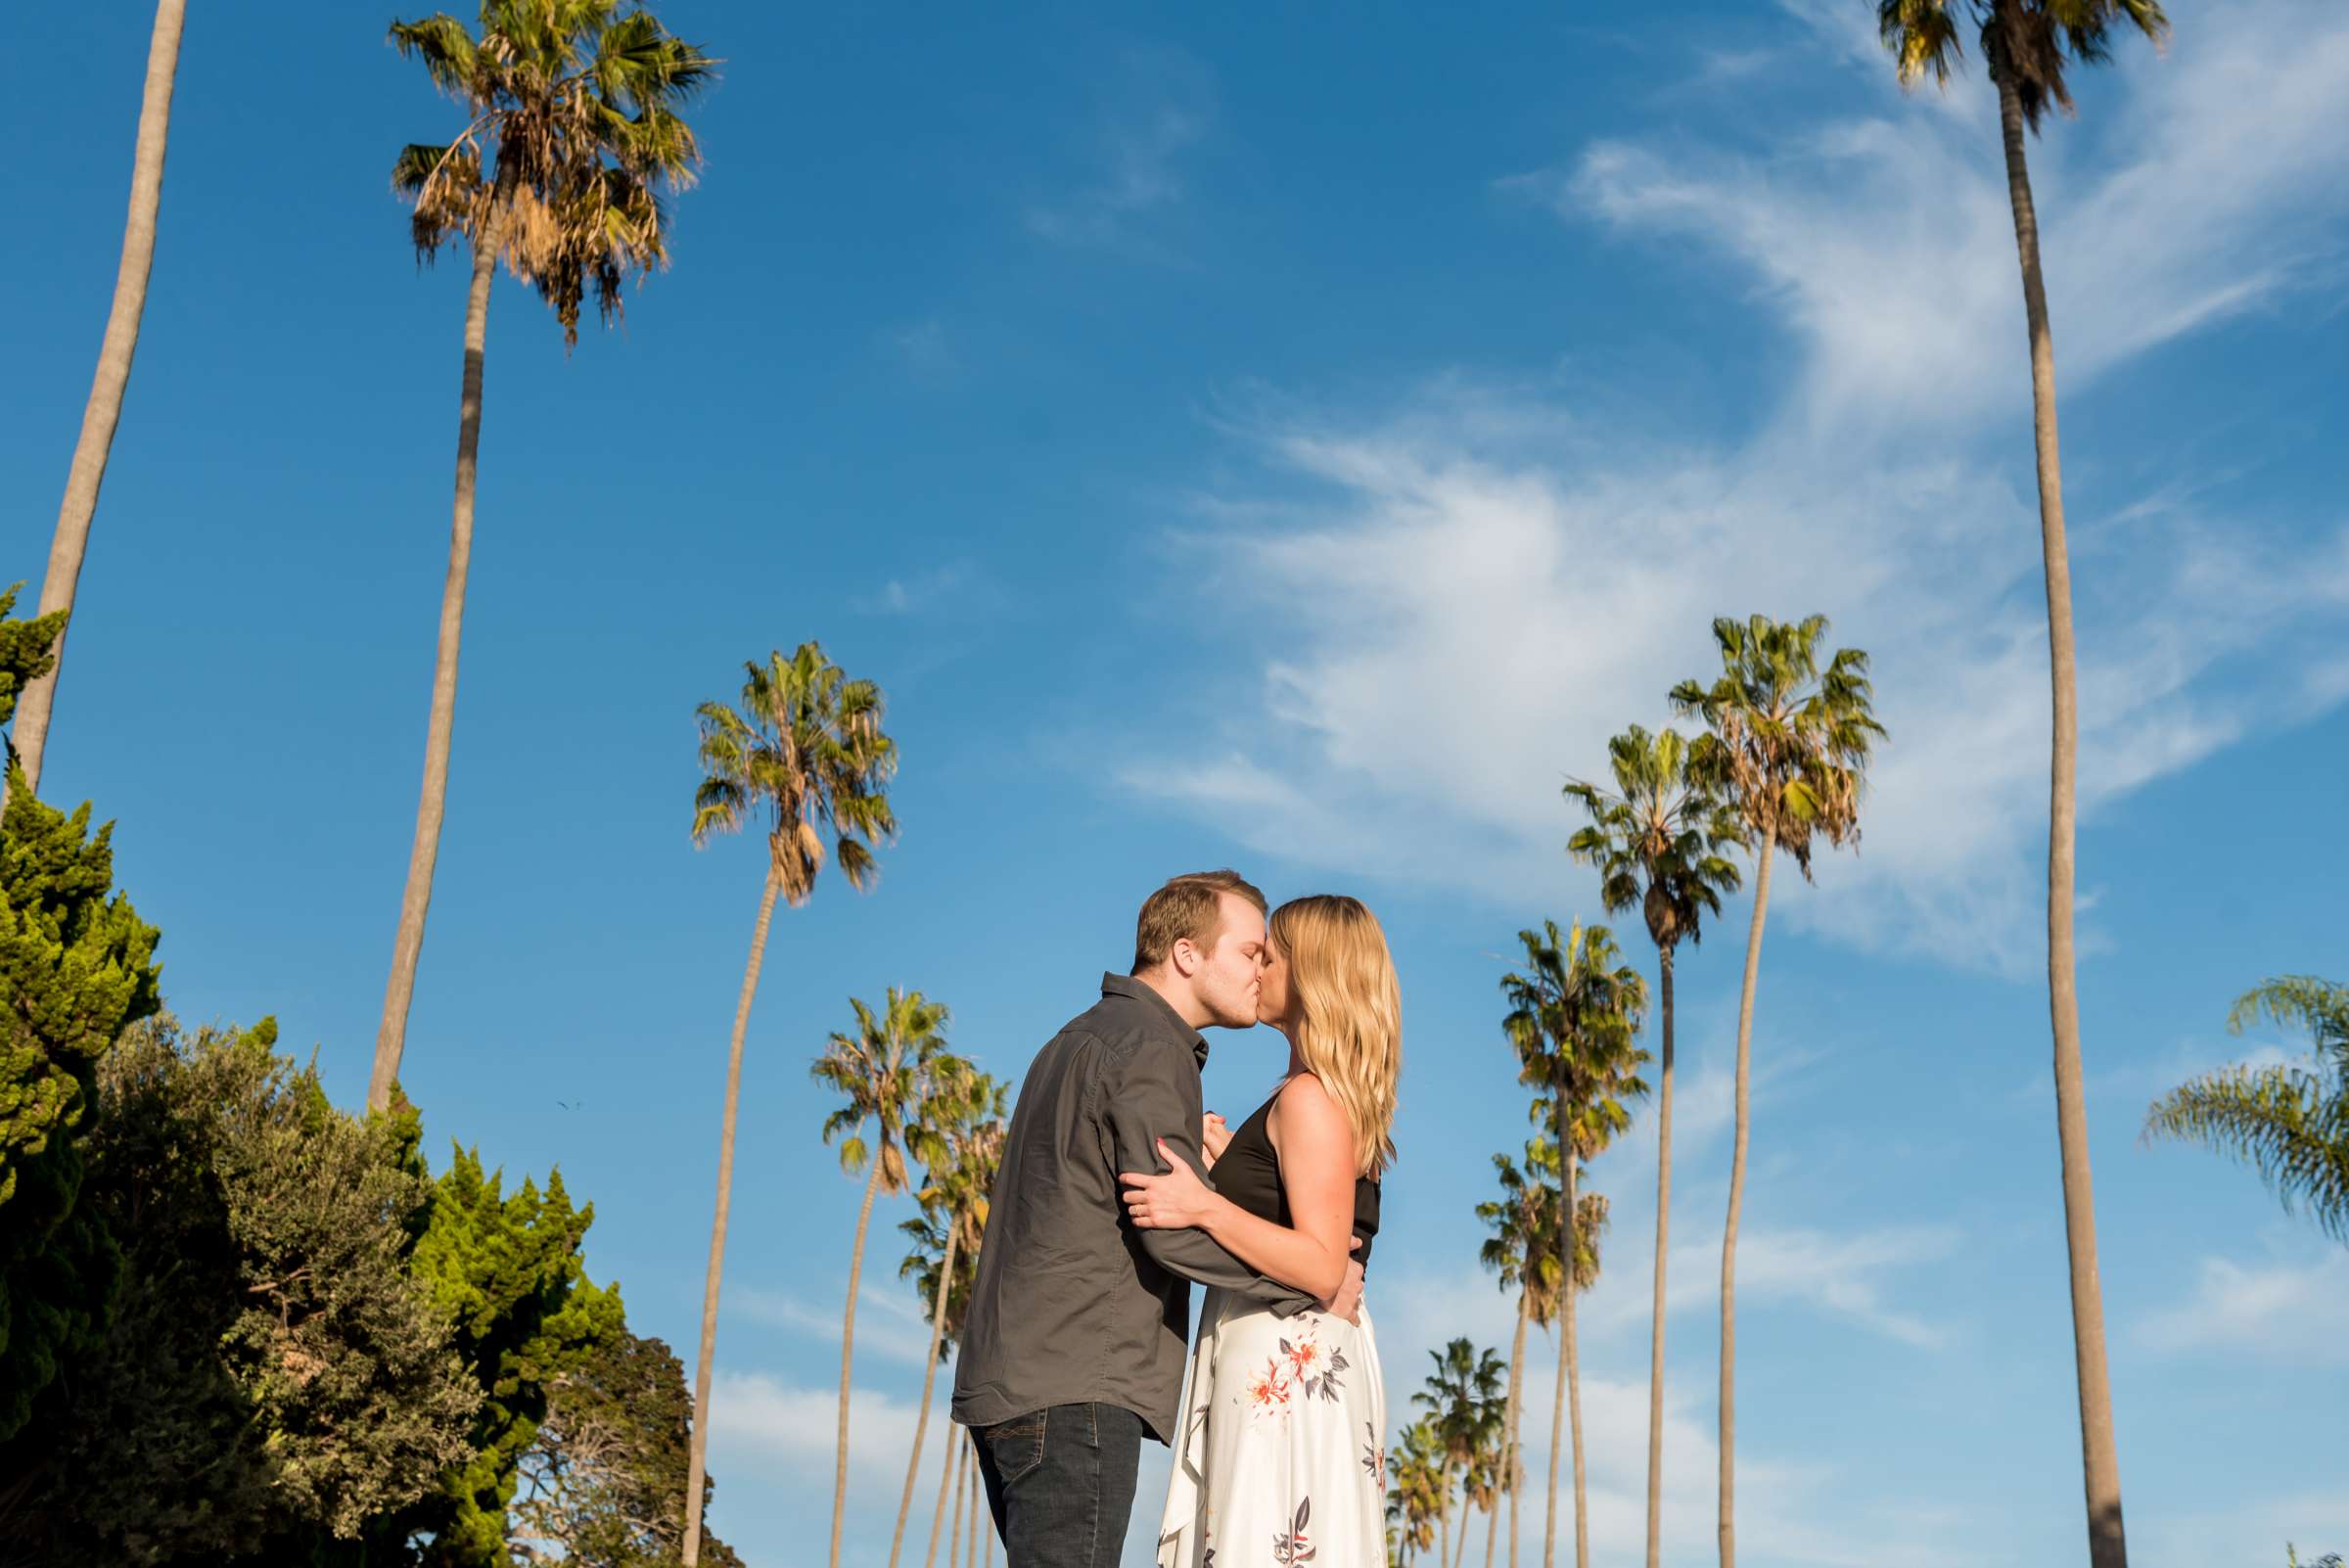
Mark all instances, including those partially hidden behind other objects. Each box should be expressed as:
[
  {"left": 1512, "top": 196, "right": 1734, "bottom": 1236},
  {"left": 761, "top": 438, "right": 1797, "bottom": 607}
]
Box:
[{"left": 1270, "top": 895, "right": 1401, "bottom": 1177}]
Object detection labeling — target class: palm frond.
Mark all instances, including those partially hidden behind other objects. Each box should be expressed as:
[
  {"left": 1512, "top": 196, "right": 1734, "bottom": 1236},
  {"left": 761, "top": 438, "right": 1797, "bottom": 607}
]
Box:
[
  {"left": 2228, "top": 976, "right": 2349, "bottom": 1065},
  {"left": 2149, "top": 973, "right": 2349, "bottom": 1242},
  {"left": 391, "top": 1, "right": 712, "bottom": 341},
  {"left": 1879, "top": 0, "right": 2169, "bottom": 131},
  {"left": 2145, "top": 1066, "right": 2349, "bottom": 1241},
  {"left": 389, "top": 14, "right": 481, "bottom": 96}
]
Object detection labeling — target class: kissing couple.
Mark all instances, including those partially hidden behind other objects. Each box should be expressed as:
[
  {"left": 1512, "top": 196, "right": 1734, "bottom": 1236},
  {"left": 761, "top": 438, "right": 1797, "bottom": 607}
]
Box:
[{"left": 952, "top": 869, "right": 1401, "bottom": 1568}]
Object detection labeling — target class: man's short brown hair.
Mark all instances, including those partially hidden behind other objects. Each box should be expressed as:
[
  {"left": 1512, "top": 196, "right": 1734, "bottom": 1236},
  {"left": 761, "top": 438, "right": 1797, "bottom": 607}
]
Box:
[{"left": 1131, "top": 869, "right": 1267, "bottom": 973}]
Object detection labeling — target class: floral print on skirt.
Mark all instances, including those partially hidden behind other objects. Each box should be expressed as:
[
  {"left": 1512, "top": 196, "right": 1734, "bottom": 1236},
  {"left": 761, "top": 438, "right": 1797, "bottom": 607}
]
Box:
[{"left": 1158, "top": 1287, "right": 1387, "bottom": 1568}]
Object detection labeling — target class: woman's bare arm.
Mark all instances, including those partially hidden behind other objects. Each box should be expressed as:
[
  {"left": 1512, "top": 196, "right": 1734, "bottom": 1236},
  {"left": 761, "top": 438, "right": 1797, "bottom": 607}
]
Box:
[{"left": 1119, "top": 1075, "right": 1357, "bottom": 1301}]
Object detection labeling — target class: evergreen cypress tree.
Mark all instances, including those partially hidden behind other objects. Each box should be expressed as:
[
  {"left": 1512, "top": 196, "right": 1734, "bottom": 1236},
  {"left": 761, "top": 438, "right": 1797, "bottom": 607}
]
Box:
[{"left": 0, "top": 582, "right": 161, "bottom": 1442}]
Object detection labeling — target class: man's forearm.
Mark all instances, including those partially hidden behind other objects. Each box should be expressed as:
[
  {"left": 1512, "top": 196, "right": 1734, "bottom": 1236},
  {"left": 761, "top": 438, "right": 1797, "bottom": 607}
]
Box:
[{"left": 1139, "top": 1226, "right": 1313, "bottom": 1313}]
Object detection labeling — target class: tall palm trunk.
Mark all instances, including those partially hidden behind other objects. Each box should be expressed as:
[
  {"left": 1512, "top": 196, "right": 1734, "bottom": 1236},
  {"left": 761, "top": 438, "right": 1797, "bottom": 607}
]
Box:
[
  {"left": 966, "top": 1434, "right": 984, "bottom": 1568},
  {"left": 8, "top": 0, "right": 185, "bottom": 809},
  {"left": 947, "top": 1435, "right": 968, "bottom": 1568},
  {"left": 682, "top": 868, "right": 782, "bottom": 1567},
  {"left": 367, "top": 205, "right": 503, "bottom": 1114},
  {"left": 1544, "top": 1054, "right": 1570, "bottom": 1568},
  {"left": 1543, "top": 1314, "right": 1567, "bottom": 1568},
  {"left": 1484, "top": 1479, "right": 1498, "bottom": 1568},
  {"left": 834, "top": 1154, "right": 891, "bottom": 1568},
  {"left": 1503, "top": 1286, "right": 1529, "bottom": 1568},
  {"left": 1439, "top": 1477, "right": 1452, "bottom": 1568},
  {"left": 1563, "top": 1149, "right": 1589, "bottom": 1568},
  {"left": 890, "top": 1226, "right": 961, "bottom": 1568},
  {"left": 1644, "top": 944, "right": 1677, "bottom": 1568},
  {"left": 1995, "top": 61, "right": 2127, "bottom": 1568},
  {"left": 923, "top": 1393, "right": 958, "bottom": 1568},
  {"left": 1719, "top": 825, "right": 1774, "bottom": 1568}
]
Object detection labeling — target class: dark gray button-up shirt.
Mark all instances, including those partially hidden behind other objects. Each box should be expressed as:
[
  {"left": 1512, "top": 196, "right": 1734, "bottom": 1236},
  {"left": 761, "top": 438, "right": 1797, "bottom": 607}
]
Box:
[{"left": 951, "top": 973, "right": 1309, "bottom": 1443}]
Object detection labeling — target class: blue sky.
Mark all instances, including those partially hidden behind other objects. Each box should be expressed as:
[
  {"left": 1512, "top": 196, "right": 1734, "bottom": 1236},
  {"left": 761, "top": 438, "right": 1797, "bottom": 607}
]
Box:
[{"left": 9, "top": 2, "right": 2348, "bottom": 1564}]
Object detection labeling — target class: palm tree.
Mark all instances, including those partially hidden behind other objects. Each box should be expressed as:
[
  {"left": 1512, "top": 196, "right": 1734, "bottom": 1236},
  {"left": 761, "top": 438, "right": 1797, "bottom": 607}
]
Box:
[
  {"left": 1672, "top": 614, "right": 1880, "bottom": 1568},
  {"left": 946, "top": 1435, "right": 970, "bottom": 1568},
  {"left": 1464, "top": 1426, "right": 1504, "bottom": 1568},
  {"left": 912, "top": 1184, "right": 986, "bottom": 1568},
  {"left": 1458, "top": 1378, "right": 1506, "bottom": 1568},
  {"left": 1503, "top": 920, "right": 1647, "bottom": 1568},
  {"left": 7, "top": 0, "right": 186, "bottom": 810},
  {"left": 370, "top": 2, "right": 712, "bottom": 1115},
  {"left": 891, "top": 1073, "right": 1008, "bottom": 1568},
  {"left": 2146, "top": 976, "right": 2349, "bottom": 1242},
  {"left": 683, "top": 642, "right": 898, "bottom": 1567},
  {"left": 812, "top": 989, "right": 954, "bottom": 1568},
  {"left": 1566, "top": 724, "right": 1743, "bottom": 1568},
  {"left": 1877, "top": 10, "right": 2167, "bottom": 1565},
  {"left": 1555, "top": 1187, "right": 1610, "bottom": 1568},
  {"left": 1389, "top": 1418, "right": 1447, "bottom": 1567},
  {"left": 1413, "top": 1344, "right": 1455, "bottom": 1567},
  {"left": 1414, "top": 1341, "right": 1504, "bottom": 1568},
  {"left": 963, "top": 1427, "right": 984, "bottom": 1568},
  {"left": 1476, "top": 1139, "right": 1562, "bottom": 1568}
]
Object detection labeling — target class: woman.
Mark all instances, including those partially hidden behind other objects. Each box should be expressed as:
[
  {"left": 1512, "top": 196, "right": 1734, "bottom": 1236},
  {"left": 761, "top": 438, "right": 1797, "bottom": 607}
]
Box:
[{"left": 1121, "top": 894, "right": 1401, "bottom": 1568}]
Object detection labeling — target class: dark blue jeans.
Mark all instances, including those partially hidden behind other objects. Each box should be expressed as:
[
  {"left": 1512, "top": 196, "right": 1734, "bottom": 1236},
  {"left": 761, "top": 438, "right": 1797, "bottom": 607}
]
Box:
[{"left": 970, "top": 1402, "right": 1146, "bottom": 1568}]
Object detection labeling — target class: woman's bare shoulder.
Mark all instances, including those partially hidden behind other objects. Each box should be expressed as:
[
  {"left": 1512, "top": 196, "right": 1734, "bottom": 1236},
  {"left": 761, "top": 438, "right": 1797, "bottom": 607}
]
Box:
[{"left": 1267, "top": 1071, "right": 1346, "bottom": 1141}]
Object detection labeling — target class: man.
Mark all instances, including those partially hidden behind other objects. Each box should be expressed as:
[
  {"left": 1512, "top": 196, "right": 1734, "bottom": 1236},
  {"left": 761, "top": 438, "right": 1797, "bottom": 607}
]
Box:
[{"left": 952, "top": 870, "right": 1365, "bottom": 1568}]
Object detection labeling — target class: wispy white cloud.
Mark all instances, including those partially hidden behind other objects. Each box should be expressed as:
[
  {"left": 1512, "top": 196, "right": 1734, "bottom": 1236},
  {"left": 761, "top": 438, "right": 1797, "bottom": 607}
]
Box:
[
  {"left": 1027, "top": 46, "right": 1217, "bottom": 254},
  {"left": 1564, "top": 0, "right": 2349, "bottom": 437},
  {"left": 1118, "top": 0, "right": 2349, "bottom": 972},
  {"left": 2011, "top": 1017, "right": 2308, "bottom": 1108},
  {"left": 1361, "top": 1292, "right": 1973, "bottom": 1567},
  {"left": 731, "top": 1280, "right": 941, "bottom": 1367},
  {"left": 1123, "top": 397, "right": 2347, "bottom": 969},
  {"left": 1697, "top": 1224, "right": 1961, "bottom": 1347},
  {"left": 2134, "top": 1247, "right": 2349, "bottom": 1364},
  {"left": 852, "top": 562, "right": 992, "bottom": 619},
  {"left": 2133, "top": 1486, "right": 2349, "bottom": 1568},
  {"left": 706, "top": 1368, "right": 936, "bottom": 1499},
  {"left": 1689, "top": 46, "right": 1777, "bottom": 86},
  {"left": 1519, "top": 1216, "right": 1963, "bottom": 1348},
  {"left": 878, "top": 316, "right": 957, "bottom": 382}
]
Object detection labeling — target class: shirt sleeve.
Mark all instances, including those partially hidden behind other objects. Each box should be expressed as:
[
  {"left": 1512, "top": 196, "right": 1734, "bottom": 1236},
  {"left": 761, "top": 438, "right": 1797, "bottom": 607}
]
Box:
[{"left": 1101, "top": 1037, "right": 1312, "bottom": 1315}]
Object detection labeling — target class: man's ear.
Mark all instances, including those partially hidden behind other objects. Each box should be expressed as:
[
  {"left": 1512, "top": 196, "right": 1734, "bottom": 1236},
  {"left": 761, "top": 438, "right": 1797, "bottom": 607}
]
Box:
[{"left": 1169, "top": 935, "right": 1203, "bottom": 979}]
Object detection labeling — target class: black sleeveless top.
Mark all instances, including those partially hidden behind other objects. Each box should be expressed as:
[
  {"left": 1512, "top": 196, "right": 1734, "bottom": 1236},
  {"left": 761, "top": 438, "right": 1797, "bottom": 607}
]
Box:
[{"left": 1215, "top": 1088, "right": 1382, "bottom": 1272}]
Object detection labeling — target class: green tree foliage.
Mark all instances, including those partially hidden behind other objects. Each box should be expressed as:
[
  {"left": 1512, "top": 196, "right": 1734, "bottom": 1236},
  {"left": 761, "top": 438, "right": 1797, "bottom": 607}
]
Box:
[
  {"left": 1672, "top": 612, "right": 1877, "bottom": 1568},
  {"left": 370, "top": 1, "right": 715, "bottom": 1115},
  {"left": 510, "top": 1327, "right": 743, "bottom": 1568},
  {"left": 0, "top": 584, "right": 160, "bottom": 1444},
  {"left": 2146, "top": 977, "right": 2349, "bottom": 1243},
  {"left": 390, "top": 0, "right": 714, "bottom": 346},
  {"left": 814, "top": 988, "right": 952, "bottom": 1568},
  {"left": 1411, "top": 1338, "right": 1505, "bottom": 1567},
  {"left": 0, "top": 584, "right": 69, "bottom": 775},
  {"left": 385, "top": 1148, "right": 627, "bottom": 1566},
  {"left": 684, "top": 639, "right": 898, "bottom": 1568},
  {"left": 1565, "top": 722, "right": 1742, "bottom": 1568},
  {"left": 1386, "top": 1416, "right": 1445, "bottom": 1566},
  {"left": 2, "top": 1016, "right": 478, "bottom": 1563}
]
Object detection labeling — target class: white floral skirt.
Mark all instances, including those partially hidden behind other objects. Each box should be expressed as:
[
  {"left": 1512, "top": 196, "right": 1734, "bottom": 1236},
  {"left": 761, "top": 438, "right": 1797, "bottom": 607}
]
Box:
[{"left": 1158, "top": 1288, "right": 1388, "bottom": 1568}]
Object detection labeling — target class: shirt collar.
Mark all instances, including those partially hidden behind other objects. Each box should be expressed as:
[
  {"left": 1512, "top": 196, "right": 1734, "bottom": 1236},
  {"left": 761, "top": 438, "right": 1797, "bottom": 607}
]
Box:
[{"left": 1100, "top": 972, "right": 1212, "bottom": 1069}]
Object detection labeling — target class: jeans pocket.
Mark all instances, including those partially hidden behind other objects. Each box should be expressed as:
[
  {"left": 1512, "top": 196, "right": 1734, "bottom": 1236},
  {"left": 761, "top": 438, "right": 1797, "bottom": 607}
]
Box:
[{"left": 984, "top": 1410, "right": 1047, "bottom": 1486}]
